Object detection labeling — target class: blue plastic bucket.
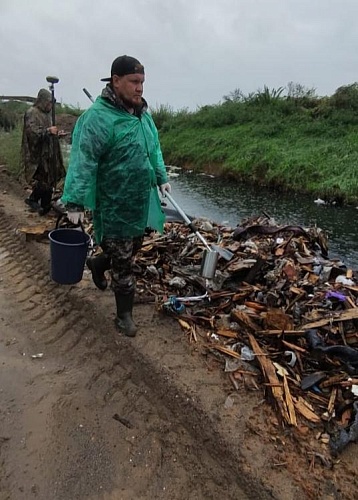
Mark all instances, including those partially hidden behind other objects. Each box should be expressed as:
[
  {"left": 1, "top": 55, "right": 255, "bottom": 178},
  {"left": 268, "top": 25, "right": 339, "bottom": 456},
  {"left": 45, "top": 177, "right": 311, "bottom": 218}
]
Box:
[{"left": 48, "top": 228, "right": 90, "bottom": 284}]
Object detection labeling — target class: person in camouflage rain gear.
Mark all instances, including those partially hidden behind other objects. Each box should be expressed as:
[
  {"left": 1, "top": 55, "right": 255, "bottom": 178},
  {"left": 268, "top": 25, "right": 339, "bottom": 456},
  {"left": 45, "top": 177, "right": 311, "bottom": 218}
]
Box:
[
  {"left": 21, "top": 88, "right": 65, "bottom": 215},
  {"left": 61, "top": 55, "right": 171, "bottom": 337}
]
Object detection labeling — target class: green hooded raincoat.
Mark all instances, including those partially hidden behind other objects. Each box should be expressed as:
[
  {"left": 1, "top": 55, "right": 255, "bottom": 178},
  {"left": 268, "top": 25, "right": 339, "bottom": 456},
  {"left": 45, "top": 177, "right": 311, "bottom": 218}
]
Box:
[{"left": 62, "top": 96, "right": 168, "bottom": 243}]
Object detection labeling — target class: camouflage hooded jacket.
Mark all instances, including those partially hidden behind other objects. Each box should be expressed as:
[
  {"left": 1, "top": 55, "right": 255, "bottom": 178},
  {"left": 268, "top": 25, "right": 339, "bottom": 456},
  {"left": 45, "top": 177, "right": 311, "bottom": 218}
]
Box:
[{"left": 21, "top": 89, "right": 65, "bottom": 186}]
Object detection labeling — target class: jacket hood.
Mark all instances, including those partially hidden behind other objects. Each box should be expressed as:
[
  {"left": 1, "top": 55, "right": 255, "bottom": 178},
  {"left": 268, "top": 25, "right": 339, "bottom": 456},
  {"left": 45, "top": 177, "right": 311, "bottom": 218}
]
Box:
[{"left": 34, "top": 89, "right": 52, "bottom": 113}]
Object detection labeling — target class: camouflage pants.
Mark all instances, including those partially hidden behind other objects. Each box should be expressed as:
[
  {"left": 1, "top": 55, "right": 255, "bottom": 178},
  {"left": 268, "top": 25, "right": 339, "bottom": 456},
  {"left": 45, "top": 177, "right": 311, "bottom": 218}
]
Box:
[{"left": 101, "top": 236, "right": 144, "bottom": 294}]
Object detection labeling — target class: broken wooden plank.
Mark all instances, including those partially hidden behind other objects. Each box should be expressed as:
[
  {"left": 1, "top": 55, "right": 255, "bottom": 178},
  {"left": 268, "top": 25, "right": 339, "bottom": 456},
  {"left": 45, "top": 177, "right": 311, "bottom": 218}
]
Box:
[
  {"left": 320, "top": 374, "right": 347, "bottom": 388},
  {"left": 283, "top": 374, "right": 297, "bottom": 426},
  {"left": 208, "top": 344, "right": 241, "bottom": 359},
  {"left": 281, "top": 339, "right": 307, "bottom": 353},
  {"left": 293, "top": 396, "right": 321, "bottom": 423},
  {"left": 248, "top": 333, "right": 291, "bottom": 425},
  {"left": 256, "top": 330, "right": 306, "bottom": 336},
  {"left": 327, "top": 387, "right": 337, "bottom": 416},
  {"left": 301, "top": 308, "right": 358, "bottom": 329},
  {"left": 216, "top": 328, "right": 239, "bottom": 339}
]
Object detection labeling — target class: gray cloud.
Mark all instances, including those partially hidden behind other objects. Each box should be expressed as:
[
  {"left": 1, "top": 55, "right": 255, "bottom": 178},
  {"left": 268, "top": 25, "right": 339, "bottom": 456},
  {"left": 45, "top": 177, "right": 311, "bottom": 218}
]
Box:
[{"left": 1, "top": 0, "right": 358, "bottom": 111}]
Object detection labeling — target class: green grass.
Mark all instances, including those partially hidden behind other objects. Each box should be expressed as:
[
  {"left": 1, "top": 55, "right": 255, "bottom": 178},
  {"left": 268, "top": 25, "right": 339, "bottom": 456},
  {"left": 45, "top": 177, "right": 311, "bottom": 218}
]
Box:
[
  {"left": 151, "top": 86, "right": 358, "bottom": 204},
  {"left": 0, "top": 125, "right": 22, "bottom": 176}
]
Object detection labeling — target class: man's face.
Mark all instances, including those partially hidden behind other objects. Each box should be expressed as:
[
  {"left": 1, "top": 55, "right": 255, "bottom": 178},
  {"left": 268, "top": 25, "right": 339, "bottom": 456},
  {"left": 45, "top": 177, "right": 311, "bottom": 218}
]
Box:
[
  {"left": 112, "top": 73, "right": 145, "bottom": 108},
  {"left": 45, "top": 101, "right": 52, "bottom": 113}
]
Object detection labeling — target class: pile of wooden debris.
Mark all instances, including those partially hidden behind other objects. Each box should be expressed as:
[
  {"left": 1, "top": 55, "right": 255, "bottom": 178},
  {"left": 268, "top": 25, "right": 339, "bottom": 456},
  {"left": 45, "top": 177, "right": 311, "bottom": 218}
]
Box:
[{"left": 135, "top": 213, "right": 358, "bottom": 457}]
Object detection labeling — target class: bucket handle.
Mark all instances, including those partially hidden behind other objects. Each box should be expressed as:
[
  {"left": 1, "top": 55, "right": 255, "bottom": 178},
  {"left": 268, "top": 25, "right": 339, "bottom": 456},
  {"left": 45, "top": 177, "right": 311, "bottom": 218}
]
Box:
[
  {"left": 55, "top": 213, "right": 86, "bottom": 231},
  {"left": 55, "top": 213, "right": 88, "bottom": 235},
  {"left": 54, "top": 213, "right": 94, "bottom": 251}
]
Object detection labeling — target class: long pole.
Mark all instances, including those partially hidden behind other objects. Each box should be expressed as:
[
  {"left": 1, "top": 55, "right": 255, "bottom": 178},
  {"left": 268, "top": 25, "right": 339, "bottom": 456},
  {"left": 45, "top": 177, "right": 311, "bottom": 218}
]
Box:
[{"left": 46, "top": 76, "right": 59, "bottom": 193}]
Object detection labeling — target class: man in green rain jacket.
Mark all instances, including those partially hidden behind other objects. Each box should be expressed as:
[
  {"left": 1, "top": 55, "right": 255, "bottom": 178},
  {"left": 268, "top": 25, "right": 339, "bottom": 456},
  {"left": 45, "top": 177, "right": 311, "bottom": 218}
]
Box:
[{"left": 62, "top": 55, "right": 171, "bottom": 337}]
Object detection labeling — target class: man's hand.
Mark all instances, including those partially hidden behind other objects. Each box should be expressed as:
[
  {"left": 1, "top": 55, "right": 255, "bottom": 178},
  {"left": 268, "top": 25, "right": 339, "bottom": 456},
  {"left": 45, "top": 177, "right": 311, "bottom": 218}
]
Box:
[
  {"left": 47, "top": 126, "right": 58, "bottom": 135},
  {"left": 67, "top": 211, "right": 84, "bottom": 225},
  {"left": 159, "top": 182, "right": 171, "bottom": 195}
]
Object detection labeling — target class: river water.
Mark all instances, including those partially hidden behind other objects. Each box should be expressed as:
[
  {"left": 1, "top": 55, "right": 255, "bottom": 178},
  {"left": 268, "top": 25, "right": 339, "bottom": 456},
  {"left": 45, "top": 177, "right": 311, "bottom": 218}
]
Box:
[{"left": 167, "top": 170, "right": 358, "bottom": 270}]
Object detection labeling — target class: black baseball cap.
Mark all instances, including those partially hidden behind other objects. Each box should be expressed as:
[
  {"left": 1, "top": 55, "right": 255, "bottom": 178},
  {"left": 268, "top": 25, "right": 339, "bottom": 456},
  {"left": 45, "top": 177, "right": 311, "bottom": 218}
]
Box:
[{"left": 101, "top": 55, "right": 145, "bottom": 82}]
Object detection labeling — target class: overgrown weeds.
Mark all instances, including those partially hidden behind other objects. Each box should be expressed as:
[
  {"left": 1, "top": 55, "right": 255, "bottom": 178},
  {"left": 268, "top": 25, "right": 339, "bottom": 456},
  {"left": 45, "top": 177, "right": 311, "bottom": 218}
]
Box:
[
  {"left": 0, "top": 125, "right": 22, "bottom": 176},
  {"left": 151, "top": 82, "right": 358, "bottom": 204}
]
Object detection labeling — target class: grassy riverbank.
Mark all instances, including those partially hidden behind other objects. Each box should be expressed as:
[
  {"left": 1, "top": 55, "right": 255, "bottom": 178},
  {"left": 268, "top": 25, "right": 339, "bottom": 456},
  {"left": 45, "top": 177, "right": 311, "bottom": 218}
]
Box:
[
  {"left": 152, "top": 83, "right": 358, "bottom": 205},
  {"left": 1, "top": 83, "right": 358, "bottom": 204}
]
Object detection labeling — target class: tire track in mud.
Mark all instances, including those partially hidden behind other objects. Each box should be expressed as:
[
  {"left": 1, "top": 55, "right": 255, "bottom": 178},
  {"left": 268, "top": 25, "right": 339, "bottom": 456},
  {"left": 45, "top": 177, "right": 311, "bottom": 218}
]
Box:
[
  {"left": 0, "top": 215, "right": 100, "bottom": 362},
  {"left": 0, "top": 212, "right": 251, "bottom": 500}
]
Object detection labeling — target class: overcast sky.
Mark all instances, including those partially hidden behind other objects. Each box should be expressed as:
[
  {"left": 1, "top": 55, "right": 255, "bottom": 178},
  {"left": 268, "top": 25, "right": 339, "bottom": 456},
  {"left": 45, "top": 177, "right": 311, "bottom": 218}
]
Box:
[{"left": 1, "top": 0, "right": 357, "bottom": 111}]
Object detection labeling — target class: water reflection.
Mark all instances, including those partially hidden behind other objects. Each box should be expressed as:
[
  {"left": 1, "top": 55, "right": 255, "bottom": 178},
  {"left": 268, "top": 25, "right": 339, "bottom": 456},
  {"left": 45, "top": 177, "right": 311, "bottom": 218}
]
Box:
[{"left": 168, "top": 171, "right": 358, "bottom": 269}]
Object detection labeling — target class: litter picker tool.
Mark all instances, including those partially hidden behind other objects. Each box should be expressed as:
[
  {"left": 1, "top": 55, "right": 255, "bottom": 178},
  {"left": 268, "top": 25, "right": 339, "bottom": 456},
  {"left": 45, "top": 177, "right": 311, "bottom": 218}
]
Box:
[
  {"left": 165, "top": 192, "right": 233, "bottom": 279},
  {"left": 83, "top": 88, "right": 94, "bottom": 103}
]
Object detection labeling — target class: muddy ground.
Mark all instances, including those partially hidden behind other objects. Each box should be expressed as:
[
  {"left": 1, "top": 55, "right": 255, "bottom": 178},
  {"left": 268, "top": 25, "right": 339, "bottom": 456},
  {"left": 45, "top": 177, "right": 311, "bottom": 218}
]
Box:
[{"left": 0, "top": 168, "right": 357, "bottom": 500}]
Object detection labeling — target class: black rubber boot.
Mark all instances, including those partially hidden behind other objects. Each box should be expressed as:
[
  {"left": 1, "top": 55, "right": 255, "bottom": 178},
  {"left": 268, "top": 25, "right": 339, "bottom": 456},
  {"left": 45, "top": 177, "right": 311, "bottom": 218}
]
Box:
[
  {"left": 25, "top": 198, "right": 41, "bottom": 212},
  {"left": 114, "top": 291, "right": 137, "bottom": 337},
  {"left": 38, "top": 188, "right": 53, "bottom": 216},
  {"left": 25, "top": 184, "right": 42, "bottom": 212},
  {"left": 86, "top": 253, "right": 111, "bottom": 291}
]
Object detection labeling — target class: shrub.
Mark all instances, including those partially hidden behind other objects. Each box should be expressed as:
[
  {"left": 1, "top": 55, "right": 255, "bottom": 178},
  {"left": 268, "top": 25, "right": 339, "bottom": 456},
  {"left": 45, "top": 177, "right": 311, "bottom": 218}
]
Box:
[{"left": 330, "top": 83, "right": 358, "bottom": 110}]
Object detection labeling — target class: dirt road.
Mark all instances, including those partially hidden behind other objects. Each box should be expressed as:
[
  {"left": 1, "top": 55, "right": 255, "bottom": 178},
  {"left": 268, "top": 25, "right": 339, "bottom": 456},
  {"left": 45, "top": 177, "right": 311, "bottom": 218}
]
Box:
[
  {"left": 0, "top": 209, "right": 249, "bottom": 499},
  {"left": 0, "top": 170, "right": 357, "bottom": 500}
]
